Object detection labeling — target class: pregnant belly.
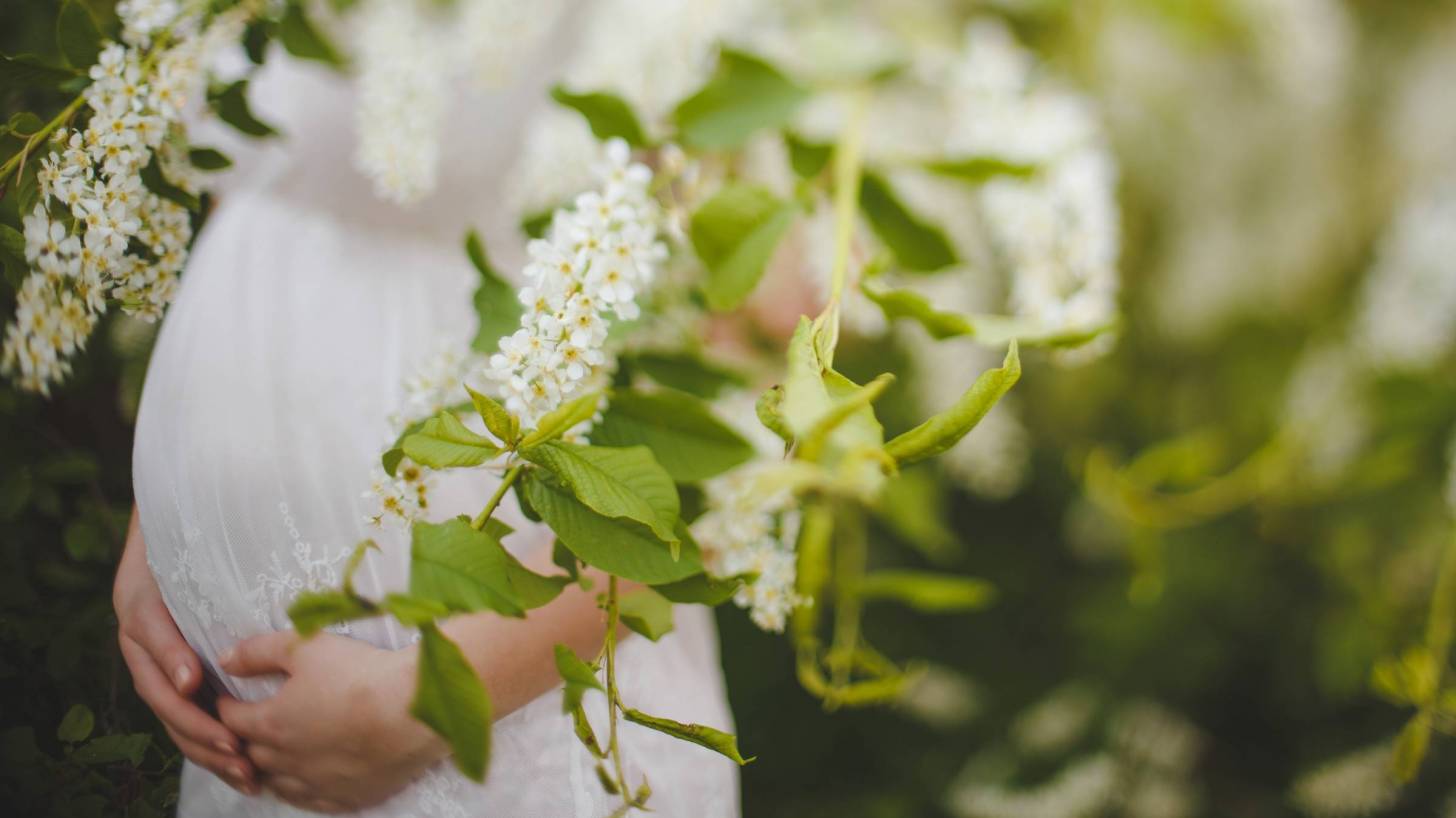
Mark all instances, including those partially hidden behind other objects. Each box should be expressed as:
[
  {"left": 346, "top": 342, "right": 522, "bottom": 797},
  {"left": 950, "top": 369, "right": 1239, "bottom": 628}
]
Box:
[{"left": 130, "top": 191, "right": 489, "bottom": 698}]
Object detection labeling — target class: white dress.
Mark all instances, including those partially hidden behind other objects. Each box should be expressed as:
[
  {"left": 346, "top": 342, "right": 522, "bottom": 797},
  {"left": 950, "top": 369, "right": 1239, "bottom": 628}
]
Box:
[{"left": 130, "top": 45, "right": 741, "bottom": 818}]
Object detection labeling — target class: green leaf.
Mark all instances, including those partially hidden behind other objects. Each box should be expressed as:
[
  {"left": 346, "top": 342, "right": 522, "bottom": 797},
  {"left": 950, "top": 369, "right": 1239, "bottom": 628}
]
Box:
[
  {"left": 6, "top": 112, "right": 43, "bottom": 134},
  {"left": 465, "top": 230, "right": 524, "bottom": 354},
  {"left": 554, "top": 644, "right": 604, "bottom": 713},
  {"left": 0, "top": 54, "right": 79, "bottom": 90},
  {"left": 402, "top": 411, "right": 501, "bottom": 469},
  {"left": 341, "top": 539, "right": 377, "bottom": 596},
  {"left": 1392, "top": 715, "right": 1431, "bottom": 783},
  {"left": 782, "top": 318, "right": 835, "bottom": 438},
  {"left": 242, "top": 20, "right": 270, "bottom": 64},
  {"left": 652, "top": 572, "right": 744, "bottom": 605},
  {"left": 622, "top": 708, "right": 754, "bottom": 765},
  {"left": 619, "top": 590, "right": 674, "bottom": 641},
  {"left": 187, "top": 147, "right": 233, "bottom": 171},
  {"left": 856, "top": 570, "right": 996, "bottom": 613},
  {"left": 278, "top": 1, "right": 346, "bottom": 67},
  {"left": 410, "top": 517, "right": 568, "bottom": 617},
  {"left": 518, "top": 392, "right": 602, "bottom": 448},
  {"left": 56, "top": 1, "right": 102, "bottom": 70},
  {"left": 625, "top": 351, "right": 745, "bottom": 399},
  {"left": 779, "top": 320, "right": 885, "bottom": 468},
  {"left": 1371, "top": 647, "right": 1438, "bottom": 707},
  {"left": 785, "top": 132, "right": 831, "bottom": 179},
  {"left": 863, "top": 281, "right": 1112, "bottom": 348},
  {"left": 210, "top": 80, "right": 280, "bottom": 138},
  {"left": 550, "top": 86, "right": 649, "bottom": 147},
  {"left": 884, "top": 342, "right": 1020, "bottom": 465},
  {"left": 593, "top": 390, "right": 754, "bottom": 483},
  {"left": 673, "top": 48, "right": 808, "bottom": 150},
  {"left": 139, "top": 156, "right": 200, "bottom": 212},
  {"left": 71, "top": 733, "right": 150, "bottom": 766},
  {"left": 0, "top": 224, "right": 25, "bottom": 288},
  {"left": 799, "top": 372, "right": 895, "bottom": 462},
  {"left": 521, "top": 208, "right": 553, "bottom": 239},
  {"left": 14, "top": 159, "right": 40, "bottom": 216},
  {"left": 57, "top": 704, "right": 94, "bottom": 744},
  {"left": 572, "top": 703, "right": 605, "bottom": 758},
  {"left": 412, "top": 624, "right": 491, "bottom": 782},
  {"left": 690, "top": 183, "right": 798, "bottom": 311},
  {"left": 287, "top": 591, "right": 377, "bottom": 636},
  {"left": 755, "top": 385, "right": 793, "bottom": 446},
  {"left": 380, "top": 593, "right": 449, "bottom": 627},
  {"left": 924, "top": 156, "right": 1037, "bottom": 183},
  {"left": 465, "top": 385, "right": 518, "bottom": 447},
  {"left": 858, "top": 172, "right": 956, "bottom": 272},
  {"left": 521, "top": 473, "right": 702, "bottom": 584},
  {"left": 520, "top": 442, "right": 680, "bottom": 546},
  {"left": 551, "top": 539, "right": 581, "bottom": 584},
  {"left": 861, "top": 281, "right": 973, "bottom": 339}
]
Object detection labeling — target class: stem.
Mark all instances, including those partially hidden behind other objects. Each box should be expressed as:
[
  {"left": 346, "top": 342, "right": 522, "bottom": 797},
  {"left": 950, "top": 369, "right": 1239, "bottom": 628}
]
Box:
[
  {"left": 827, "top": 505, "right": 866, "bottom": 705},
  {"left": 825, "top": 90, "right": 869, "bottom": 313},
  {"left": 470, "top": 464, "right": 522, "bottom": 530},
  {"left": 0, "top": 96, "right": 86, "bottom": 188},
  {"left": 603, "top": 575, "right": 633, "bottom": 810},
  {"left": 1425, "top": 525, "right": 1456, "bottom": 698}
]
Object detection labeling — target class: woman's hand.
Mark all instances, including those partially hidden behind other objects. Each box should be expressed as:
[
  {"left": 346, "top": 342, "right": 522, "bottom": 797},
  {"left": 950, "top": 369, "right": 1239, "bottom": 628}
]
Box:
[
  {"left": 216, "top": 631, "right": 447, "bottom": 814},
  {"left": 114, "top": 507, "right": 259, "bottom": 795}
]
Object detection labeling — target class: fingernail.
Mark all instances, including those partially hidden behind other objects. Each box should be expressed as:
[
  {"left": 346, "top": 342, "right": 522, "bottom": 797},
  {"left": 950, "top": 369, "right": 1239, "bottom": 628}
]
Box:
[
  {"left": 173, "top": 665, "right": 191, "bottom": 689},
  {"left": 214, "top": 739, "right": 234, "bottom": 754},
  {"left": 219, "top": 648, "right": 235, "bottom": 668},
  {"left": 231, "top": 764, "right": 248, "bottom": 781}
]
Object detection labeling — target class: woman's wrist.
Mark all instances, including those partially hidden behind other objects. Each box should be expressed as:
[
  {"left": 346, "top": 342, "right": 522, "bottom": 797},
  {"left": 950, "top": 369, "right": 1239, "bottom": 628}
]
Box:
[{"left": 371, "top": 647, "right": 450, "bottom": 770}]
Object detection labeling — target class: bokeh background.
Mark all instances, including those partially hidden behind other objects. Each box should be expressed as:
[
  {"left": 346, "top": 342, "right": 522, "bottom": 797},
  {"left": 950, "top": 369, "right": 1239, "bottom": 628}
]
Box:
[{"left": 4, "top": 1, "right": 1456, "bottom": 816}]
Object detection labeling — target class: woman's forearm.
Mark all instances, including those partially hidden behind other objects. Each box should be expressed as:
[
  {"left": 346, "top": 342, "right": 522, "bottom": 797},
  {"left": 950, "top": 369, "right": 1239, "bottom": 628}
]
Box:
[{"left": 437, "top": 545, "right": 638, "bottom": 721}]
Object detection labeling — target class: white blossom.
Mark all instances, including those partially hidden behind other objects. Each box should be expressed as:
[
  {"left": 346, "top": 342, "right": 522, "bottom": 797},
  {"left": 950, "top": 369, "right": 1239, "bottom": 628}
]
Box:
[
  {"left": 484, "top": 139, "right": 665, "bottom": 430},
  {"left": 352, "top": 0, "right": 448, "bottom": 205},
  {"left": 1352, "top": 178, "right": 1456, "bottom": 372},
  {"left": 363, "top": 459, "right": 434, "bottom": 529},
  {"left": 1290, "top": 741, "right": 1398, "bottom": 818},
  {"left": 691, "top": 462, "right": 806, "bottom": 633},
  {"left": 117, "top": 0, "right": 183, "bottom": 47},
  {"left": 944, "top": 20, "right": 1121, "bottom": 353},
  {"left": 2, "top": 7, "right": 246, "bottom": 394},
  {"left": 390, "top": 341, "right": 485, "bottom": 431},
  {"left": 1282, "top": 343, "right": 1369, "bottom": 481}
]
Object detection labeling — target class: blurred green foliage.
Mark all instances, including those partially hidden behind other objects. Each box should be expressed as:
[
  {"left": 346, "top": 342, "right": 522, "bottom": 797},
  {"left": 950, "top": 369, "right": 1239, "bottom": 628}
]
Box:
[{"left": 5, "top": 0, "right": 1456, "bottom": 816}]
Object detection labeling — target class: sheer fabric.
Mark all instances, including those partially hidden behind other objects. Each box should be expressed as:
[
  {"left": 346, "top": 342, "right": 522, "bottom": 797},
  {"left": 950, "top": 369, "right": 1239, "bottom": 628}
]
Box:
[{"left": 131, "top": 38, "right": 739, "bottom": 818}]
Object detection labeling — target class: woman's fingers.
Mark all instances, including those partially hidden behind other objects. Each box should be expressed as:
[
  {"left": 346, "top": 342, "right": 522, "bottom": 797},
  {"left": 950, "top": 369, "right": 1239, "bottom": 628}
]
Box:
[
  {"left": 124, "top": 594, "right": 203, "bottom": 695},
  {"left": 217, "top": 694, "right": 286, "bottom": 746},
  {"left": 220, "top": 631, "right": 299, "bottom": 679},
  {"left": 119, "top": 633, "right": 245, "bottom": 757},
  {"left": 162, "top": 724, "right": 259, "bottom": 796},
  {"left": 242, "top": 741, "right": 286, "bottom": 773},
  {"left": 265, "top": 775, "right": 349, "bottom": 815}
]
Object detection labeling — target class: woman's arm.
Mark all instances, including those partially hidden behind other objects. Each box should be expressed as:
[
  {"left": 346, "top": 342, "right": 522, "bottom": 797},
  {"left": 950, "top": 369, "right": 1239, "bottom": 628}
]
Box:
[
  {"left": 214, "top": 546, "right": 634, "bottom": 814},
  {"left": 113, "top": 506, "right": 259, "bottom": 795}
]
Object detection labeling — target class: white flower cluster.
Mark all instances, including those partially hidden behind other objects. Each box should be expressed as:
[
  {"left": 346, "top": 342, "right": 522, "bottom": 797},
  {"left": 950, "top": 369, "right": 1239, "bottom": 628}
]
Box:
[
  {"left": 1289, "top": 741, "right": 1398, "bottom": 818},
  {"left": 485, "top": 139, "right": 666, "bottom": 429},
  {"left": 117, "top": 0, "right": 183, "bottom": 46},
  {"left": 366, "top": 342, "right": 484, "bottom": 529},
  {"left": 1352, "top": 178, "right": 1456, "bottom": 373},
  {"left": 692, "top": 464, "right": 805, "bottom": 633},
  {"left": 390, "top": 341, "right": 484, "bottom": 432},
  {"left": 949, "top": 21, "right": 1121, "bottom": 349},
  {"left": 364, "top": 458, "right": 432, "bottom": 529},
  {"left": 352, "top": 0, "right": 448, "bottom": 205},
  {"left": 2, "top": 8, "right": 245, "bottom": 394}
]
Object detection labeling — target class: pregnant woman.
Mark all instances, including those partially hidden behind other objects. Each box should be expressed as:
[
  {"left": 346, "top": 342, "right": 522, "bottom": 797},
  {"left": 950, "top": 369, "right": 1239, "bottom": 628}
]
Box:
[{"left": 109, "top": 33, "right": 739, "bottom": 818}]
